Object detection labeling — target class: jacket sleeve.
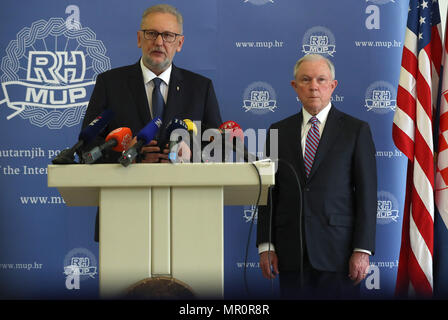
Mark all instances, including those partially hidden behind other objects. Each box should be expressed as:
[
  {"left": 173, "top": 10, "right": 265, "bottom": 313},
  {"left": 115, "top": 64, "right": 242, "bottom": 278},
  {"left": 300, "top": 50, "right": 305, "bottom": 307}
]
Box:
[{"left": 352, "top": 122, "right": 377, "bottom": 254}]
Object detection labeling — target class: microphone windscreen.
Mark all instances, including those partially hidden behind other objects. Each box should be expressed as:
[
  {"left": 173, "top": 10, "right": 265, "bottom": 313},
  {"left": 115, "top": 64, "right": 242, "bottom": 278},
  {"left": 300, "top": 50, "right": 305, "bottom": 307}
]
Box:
[
  {"left": 167, "top": 118, "right": 188, "bottom": 134},
  {"left": 183, "top": 119, "right": 198, "bottom": 135},
  {"left": 219, "top": 120, "right": 244, "bottom": 141},
  {"left": 136, "top": 117, "right": 162, "bottom": 144},
  {"left": 79, "top": 109, "right": 115, "bottom": 143},
  {"left": 105, "top": 127, "right": 133, "bottom": 152}
]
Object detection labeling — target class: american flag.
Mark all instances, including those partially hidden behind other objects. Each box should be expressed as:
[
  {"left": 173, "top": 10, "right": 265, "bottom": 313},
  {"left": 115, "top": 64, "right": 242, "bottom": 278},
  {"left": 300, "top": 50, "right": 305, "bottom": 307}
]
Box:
[
  {"left": 434, "top": 8, "right": 448, "bottom": 297},
  {"left": 393, "top": 0, "right": 442, "bottom": 297}
]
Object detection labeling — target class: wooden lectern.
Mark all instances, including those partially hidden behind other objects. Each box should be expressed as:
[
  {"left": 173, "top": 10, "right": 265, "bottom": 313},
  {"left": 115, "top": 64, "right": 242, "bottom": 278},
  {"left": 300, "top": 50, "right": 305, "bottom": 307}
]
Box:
[{"left": 47, "top": 162, "right": 275, "bottom": 299}]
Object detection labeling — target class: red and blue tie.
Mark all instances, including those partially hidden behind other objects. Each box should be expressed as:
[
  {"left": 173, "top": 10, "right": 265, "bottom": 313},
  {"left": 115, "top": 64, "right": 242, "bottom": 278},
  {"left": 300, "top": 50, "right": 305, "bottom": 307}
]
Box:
[{"left": 304, "top": 116, "right": 320, "bottom": 177}]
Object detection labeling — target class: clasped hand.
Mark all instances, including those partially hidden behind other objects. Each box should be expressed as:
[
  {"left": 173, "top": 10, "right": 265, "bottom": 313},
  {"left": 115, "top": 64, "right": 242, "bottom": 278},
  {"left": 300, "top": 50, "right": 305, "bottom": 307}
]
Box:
[{"left": 128, "top": 137, "right": 191, "bottom": 163}]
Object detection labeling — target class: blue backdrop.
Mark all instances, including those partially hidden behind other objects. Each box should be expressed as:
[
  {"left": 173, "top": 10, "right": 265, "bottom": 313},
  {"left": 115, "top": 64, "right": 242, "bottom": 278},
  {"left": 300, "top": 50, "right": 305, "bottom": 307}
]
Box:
[{"left": 0, "top": 0, "right": 408, "bottom": 299}]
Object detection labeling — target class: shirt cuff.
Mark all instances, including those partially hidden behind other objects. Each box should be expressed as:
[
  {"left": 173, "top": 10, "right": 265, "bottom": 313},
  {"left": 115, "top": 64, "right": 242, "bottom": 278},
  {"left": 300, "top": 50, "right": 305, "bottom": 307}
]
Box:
[
  {"left": 258, "top": 242, "right": 276, "bottom": 254},
  {"left": 354, "top": 248, "right": 372, "bottom": 255}
]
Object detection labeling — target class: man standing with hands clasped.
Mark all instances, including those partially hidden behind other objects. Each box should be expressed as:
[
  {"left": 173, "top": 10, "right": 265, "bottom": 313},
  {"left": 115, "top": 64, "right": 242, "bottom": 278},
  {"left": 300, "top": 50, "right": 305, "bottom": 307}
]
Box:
[{"left": 257, "top": 54, "right": 377, "bottom": 299}]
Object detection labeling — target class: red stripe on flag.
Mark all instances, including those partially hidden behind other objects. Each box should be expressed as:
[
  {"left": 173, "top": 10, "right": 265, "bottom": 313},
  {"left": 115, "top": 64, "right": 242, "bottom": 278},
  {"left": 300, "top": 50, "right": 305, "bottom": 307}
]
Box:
[
  {"left": 414, "top": 130, "right": 435, "bottom": 188},
  {"left": 410, "top": 183, "right": 434, "bottom": 253},
  {"left": 392, "top": 124, "right": 415, "bottom": 161},
  {"left": 431, "top": 26, "right": 443, "bottom": 76},
  {"left": 397, "top": 85, "right": 417, "bottom": 122},
  {"left": 416, "top": 47, "right": 434, "bottom": 118},
  {"left": 402, "top": 46, "right": 418, "bottom": 77}
]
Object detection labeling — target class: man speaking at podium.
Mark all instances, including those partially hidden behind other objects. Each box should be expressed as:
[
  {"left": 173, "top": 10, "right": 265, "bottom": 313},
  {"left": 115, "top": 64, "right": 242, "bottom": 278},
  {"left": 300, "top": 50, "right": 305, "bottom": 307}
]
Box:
[
  {"left": 80, "top": 3, "right": 222, "bottom": 164},
  {"left": 79, "top": 4, "right": 222, "bottom": 241},
  {"left": 257, "top": 54, "right": 377, "bottom": 299}
]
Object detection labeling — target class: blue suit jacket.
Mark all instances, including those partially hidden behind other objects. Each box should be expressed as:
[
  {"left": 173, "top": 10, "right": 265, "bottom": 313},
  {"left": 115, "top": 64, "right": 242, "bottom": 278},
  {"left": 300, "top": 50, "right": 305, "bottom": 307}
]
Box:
[
  {"left": 257, "top": 106, "right": 377, "bottom": 273},
  {"left": 80, "top": 60, "right": 222, "bottom": 162}
]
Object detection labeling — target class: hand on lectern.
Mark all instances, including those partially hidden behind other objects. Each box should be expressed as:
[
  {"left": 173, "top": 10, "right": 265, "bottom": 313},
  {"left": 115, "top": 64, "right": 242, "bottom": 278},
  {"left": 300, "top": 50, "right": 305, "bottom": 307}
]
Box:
[{"left": 139, "top": 140, "right": 168, "bottom": 163}]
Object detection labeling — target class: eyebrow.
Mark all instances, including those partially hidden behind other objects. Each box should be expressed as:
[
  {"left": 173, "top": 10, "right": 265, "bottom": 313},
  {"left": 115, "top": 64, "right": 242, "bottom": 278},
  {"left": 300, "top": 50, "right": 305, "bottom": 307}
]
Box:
[{"left": 300, "top": 75, "right": 329, "bottom": 78}]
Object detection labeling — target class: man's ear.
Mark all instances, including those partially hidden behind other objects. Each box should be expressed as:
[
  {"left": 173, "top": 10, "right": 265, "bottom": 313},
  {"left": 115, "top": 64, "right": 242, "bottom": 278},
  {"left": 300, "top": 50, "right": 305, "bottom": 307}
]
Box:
[
  {"left": 291, "top": 80, "right": 297, "bottom": 89},
  {"left": 137, "top": 31, "right": 142, "bottom": 48},
  {"left": 176, "top": 36, "right": 185, "bottom": 53}
]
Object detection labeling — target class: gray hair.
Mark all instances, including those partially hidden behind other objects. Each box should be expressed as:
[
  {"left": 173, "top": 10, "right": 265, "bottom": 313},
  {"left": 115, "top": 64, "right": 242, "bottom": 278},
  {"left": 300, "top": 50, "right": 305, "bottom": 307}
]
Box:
[
  {"left": 293, "top": 54, "right": 335, "bottom": 80},
  {"left": 141, "top": 4, "right": 183, "bottom": 34}
]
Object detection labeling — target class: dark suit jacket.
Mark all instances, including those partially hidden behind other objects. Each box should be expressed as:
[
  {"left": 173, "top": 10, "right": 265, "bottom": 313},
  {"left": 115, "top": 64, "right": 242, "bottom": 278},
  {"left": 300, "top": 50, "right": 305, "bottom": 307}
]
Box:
[
  {"left": 80, "top": 60, "right": 222, "bottom": 161},
  {"left": 257, "top": 106, "right": 377, "bottom": 273},
  {"left": 80, "top": 60, "right": 222, "bottom": 241}
]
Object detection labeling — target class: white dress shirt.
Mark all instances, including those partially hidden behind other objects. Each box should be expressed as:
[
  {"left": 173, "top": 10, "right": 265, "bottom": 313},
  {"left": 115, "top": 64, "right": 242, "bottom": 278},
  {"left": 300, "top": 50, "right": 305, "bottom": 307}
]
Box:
[{"left": 140, "top": 58, "right": 171, "bottom": 118}]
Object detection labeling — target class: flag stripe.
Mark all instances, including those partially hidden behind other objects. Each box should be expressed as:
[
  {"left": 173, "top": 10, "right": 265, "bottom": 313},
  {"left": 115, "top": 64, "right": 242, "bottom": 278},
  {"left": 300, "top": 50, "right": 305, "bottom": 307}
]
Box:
[
  {"left": 415, "top": 100, "right": 434, "bottom": 155},
  {"left": 393, "top": 123, "right": 415, "bottom": 161},
  {"left": 410, "top": 211, "right": 433, "bottom": 287},
  {"left": 413, "top": 157, "right": 435, "bottom": 223},
  {"left": 404, "top": 28, "right": 418, "bottom": 58},
  {"left": 399, "top": 65, "right": 417, "bottom": 100},
  {"left": 408, "top": 240, "right": 433, "bottom": 295}
]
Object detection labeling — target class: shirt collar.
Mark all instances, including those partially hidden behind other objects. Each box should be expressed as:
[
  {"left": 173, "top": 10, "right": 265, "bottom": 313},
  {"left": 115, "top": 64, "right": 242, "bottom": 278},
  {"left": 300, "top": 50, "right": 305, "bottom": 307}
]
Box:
[
  {"left": 140, "top": 58, "right": 172, "bottom": 86},
  {"left": 302, "top": 102, "right": 332, "bottom": 125}
]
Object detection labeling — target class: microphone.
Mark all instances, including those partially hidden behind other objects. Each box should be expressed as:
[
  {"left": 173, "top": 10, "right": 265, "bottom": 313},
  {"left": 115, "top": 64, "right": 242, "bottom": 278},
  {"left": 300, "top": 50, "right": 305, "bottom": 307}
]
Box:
[
  {"left": 52, "top": 109, "right": 114, "bottom": 164},
  {"left": 219, "top": 120, "right": 258, "bottom": 162},
  {"left": 183, "top": 119, "right": 201, "bottom": 163},
  {"left": 119, "top": 117, "right": 162, "bottom": 167},
  {"left": 164, "top": 118, "right": 188, "bottom": 162},
  {"left": 219, "top": 120, "right": 244, "bottom": 142},
  {"left": 183, "top": 119, "right": 198, "bottom": 135},
  {"left": 82, "top": 127, "right": 132, "bottom": 164}
]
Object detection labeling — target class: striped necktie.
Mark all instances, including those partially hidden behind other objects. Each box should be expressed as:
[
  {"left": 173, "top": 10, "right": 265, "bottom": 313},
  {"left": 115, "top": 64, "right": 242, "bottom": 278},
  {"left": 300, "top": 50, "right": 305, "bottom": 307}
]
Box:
[{"left": 304, "top": 116, "right": 320, "bottom": 177}]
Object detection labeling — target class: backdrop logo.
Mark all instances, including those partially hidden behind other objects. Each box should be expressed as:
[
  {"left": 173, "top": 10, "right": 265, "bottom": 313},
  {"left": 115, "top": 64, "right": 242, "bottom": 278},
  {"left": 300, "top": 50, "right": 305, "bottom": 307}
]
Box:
[
  {"left": 377, "top": 191, "right": 399, "bottom": 225},
  {"left": 364, "top": 81, "right": 396, "bottom": 114},
  {"left": 0, "top": 18, "right": 110, "bottom": 129},
  {"left": 243, "top": 0, "right": 274, "bottom": 5},
  {"left": 302, "top": 26, "right": 336, "bottom": 57},
  {"left": 243, "top": 205, "right": 258, "bottom": 224},
  {"left": 63, "top": 247, "right": 97, "bottom": 290},
  {"left": 242, "top": 81, "right": 278, "bottom": 115}
]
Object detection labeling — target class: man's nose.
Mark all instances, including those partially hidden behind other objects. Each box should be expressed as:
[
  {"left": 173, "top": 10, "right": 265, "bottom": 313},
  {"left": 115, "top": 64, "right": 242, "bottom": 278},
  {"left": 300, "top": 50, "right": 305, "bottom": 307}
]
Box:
[
  {"left": 154, "top": 34, "right": 164, "bottom": 45},
  {"left": 309, "top": 79, "right": 319, "bottom": 89}
]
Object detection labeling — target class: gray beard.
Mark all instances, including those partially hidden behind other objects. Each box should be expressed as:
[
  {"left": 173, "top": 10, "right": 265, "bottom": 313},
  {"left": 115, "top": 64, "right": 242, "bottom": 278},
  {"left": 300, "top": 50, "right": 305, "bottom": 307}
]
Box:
[{"left": 143, "top": 55, "right": 171, "bottom": 74}]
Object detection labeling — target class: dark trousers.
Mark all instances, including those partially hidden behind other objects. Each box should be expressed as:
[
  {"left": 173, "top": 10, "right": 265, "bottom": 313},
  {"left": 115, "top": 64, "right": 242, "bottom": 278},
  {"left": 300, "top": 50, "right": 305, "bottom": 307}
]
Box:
[{"left": 278, "top": 253, "right": 360, "bottom": 300}]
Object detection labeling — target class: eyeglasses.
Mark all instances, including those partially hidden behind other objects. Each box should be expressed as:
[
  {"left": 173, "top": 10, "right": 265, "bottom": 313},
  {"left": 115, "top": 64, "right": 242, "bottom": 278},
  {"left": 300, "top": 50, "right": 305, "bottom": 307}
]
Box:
[{"left": 140, "top": 30, "right": 182, "bottom": 43}]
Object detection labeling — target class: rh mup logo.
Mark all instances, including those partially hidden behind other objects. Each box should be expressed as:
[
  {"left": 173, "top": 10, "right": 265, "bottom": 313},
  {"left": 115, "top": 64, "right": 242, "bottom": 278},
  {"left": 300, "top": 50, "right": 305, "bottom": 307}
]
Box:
[{"left": 0, "top": 12, "right": 110, "bottom": 129}]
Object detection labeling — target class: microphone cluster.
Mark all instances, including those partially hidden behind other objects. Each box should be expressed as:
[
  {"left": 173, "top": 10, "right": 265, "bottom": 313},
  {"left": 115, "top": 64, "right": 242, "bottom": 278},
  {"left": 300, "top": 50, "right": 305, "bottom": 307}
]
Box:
[{"left": 52, "top": 111, "right": 258, "bottom": 167}]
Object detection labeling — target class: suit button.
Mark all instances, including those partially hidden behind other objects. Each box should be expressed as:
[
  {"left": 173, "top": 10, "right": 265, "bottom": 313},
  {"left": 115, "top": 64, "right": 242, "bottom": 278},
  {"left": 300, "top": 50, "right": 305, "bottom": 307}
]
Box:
[{"left": 304, "top": 187, "right": 310, "bottom": 192}]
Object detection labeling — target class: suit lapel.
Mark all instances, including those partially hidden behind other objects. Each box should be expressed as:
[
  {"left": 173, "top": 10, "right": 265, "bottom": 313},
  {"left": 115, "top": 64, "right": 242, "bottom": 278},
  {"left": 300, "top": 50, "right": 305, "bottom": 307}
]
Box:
[
  {"left": 127, "top": 61, "right": 151, "bottom": 126},
  {"left": 307, "top": 106, "right": 343, "bottom": 180},
  {"left": 284, "top": 112, "right": 306, "bottom": 185},
  {"left": 164, "top": 64, "right": 184, "bottom": 123}
]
